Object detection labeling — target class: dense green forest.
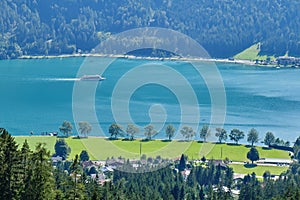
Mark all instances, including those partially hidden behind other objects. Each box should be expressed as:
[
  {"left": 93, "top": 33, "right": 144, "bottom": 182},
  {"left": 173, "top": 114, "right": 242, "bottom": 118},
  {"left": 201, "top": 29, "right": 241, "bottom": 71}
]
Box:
[
  {"left": 1, "top": 127, "right": 300, "bottom": 199},
  {"left": 0, "top": 0, "right": 300, "bottom": 59}
]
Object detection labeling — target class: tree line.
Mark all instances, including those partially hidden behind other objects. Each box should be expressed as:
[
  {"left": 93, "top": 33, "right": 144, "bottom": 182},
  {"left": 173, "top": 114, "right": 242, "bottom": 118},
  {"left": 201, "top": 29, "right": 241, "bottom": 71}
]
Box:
[
  {"left": 59, "top": 120, "right": 294, "bottom": 152},
  {"left": 1, "top": 0, "right": 300, "bottom": 59}
]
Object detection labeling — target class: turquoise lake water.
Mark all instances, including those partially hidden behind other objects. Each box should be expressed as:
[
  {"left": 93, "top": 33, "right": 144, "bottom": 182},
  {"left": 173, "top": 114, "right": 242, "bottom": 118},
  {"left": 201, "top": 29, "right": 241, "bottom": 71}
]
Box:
[{"left": 0, "top": 57, "right": 299, "bottom": 143}]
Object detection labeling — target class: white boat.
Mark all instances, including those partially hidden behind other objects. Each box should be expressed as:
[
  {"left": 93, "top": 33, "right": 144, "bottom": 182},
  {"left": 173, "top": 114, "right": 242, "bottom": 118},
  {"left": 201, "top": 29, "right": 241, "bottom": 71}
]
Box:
[{"left": 80, "top": 75, "right": 106, "bottom": 81}]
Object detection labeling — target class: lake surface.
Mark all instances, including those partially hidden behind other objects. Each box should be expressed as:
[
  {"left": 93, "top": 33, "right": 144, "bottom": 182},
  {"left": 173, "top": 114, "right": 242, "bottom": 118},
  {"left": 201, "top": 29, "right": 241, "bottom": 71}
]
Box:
[{"left": 0, "top": 57, "right": 299, "bottom": 143}]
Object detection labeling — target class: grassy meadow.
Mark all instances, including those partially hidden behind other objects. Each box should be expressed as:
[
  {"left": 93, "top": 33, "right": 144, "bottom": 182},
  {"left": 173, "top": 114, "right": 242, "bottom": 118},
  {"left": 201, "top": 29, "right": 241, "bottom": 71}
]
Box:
[
  {"left": 14, "top": 136, "right": 291, "bottom": 175},
  {"left": 234, "top": 43, "right": 275, "bottom": 61},
  {"left": 229, "top": 164, "right": 289, "bottom": 176},
  {"left": 15, "top": 136, "right": 290, "bottom": 161}
]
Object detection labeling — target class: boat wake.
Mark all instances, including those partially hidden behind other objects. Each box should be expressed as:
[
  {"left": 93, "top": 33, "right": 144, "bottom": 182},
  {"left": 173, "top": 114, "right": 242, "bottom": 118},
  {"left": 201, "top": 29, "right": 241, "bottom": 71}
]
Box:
[{"left": 34, "top": 78, "right": 81, "bottom": 82}]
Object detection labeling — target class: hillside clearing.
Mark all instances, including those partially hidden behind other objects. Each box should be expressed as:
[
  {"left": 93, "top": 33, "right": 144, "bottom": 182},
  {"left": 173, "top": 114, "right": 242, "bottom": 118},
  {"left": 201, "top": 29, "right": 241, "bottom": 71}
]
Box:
[{"left": 234, "top": 43, "right": 275, "bottom": 61}]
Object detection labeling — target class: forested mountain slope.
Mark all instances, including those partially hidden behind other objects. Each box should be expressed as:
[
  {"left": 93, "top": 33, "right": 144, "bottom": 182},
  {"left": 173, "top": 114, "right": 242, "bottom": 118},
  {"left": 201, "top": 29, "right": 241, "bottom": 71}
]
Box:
[{"left": 0, "top": 0, "right": 299, "bottom": 59}]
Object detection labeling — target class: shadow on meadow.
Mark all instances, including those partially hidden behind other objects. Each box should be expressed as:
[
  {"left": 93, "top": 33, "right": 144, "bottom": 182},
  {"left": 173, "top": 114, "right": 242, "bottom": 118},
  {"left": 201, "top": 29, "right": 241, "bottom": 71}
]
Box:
[
  {"left": 244, "top": 163, "right": 257, "bottom": 168},
  {"left": 72, "top": 136, "right": 88, "bottom": 139},
  {"left": 106, "top": 137, "right": 120, "bottom": 141},
  {"left": 226, "top": 143, "right": 242, "bottom": 146},
  {"left": 262, "top": 146, "right": 272, "bottom": 150}
]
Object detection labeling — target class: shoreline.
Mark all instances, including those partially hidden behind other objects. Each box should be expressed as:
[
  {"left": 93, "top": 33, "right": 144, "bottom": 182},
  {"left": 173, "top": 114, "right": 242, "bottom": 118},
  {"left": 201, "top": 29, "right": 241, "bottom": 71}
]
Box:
[{"left": 17, "top": 53, "right": 280, "bottom": 68}]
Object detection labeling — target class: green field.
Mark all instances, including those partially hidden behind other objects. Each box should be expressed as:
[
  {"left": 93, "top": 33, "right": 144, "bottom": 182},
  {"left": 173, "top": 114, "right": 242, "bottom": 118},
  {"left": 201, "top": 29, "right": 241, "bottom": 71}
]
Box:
[
  {"left": 14, "top": 136, "right": 290, "bottom": 162},
  {"left": 228, "top": 164, "right": 288, "bottom": 176},
  {"left": 234, "top": 43, "right": 275, "bottom": 61},
  {"left": 14, "top": 136, "right": 290, "bottom": 175}
]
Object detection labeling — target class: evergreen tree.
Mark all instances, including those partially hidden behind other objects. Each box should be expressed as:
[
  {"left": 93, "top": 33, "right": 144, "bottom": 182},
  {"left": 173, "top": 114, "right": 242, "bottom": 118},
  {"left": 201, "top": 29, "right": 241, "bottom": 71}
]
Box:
[
  {"left": 199, "top": 186, "right": 205, "bottom": 200},
  {"left": 186, "top": 169, "right": 196, "bottom": 188},
  {"left": 239, "top": 173, "right": 263, "bottom": 200},
  {"left": 53, "top": 162, "right": 69, "bottom": 199},
  {"left": 0, "top": 128, "right": 21, "bottom": 200},
  {"left": 19, "top": 140, "right": 33, "bottom": 200},
  {"left": 247, "top": 147, "right": 260, "bottom": 164},
  {"left": 54, "top": 139, "right": 71, "bottom": 160},
  {"left": 293, "top": 136, "right": 300, "bottom": 162},
  {"left": 29, "top": 143, "right": 55, "bottom": 200},
  {"left": 214, "top": 164, "right": 222, "bottom": 185},
  {"left": 179, "top": 186, "right": 185, "bottom": 200},
  {"left": 67, "top": 154, "right": 86, "bottom": 199},
  {"left": 172, "top": 183, "right": 180, "bottom": 200},
  {"left": 79, "top": 150, "right": 89, "bottom": 162},
  {"left": 262, "top": 179, "right": 275, "bottom": 199},
  {"left": 178, "top": 154, "right": 187, "bottom": 171},
  {"left": 224, "top": 167, "right": 234, "bottom": 190}
]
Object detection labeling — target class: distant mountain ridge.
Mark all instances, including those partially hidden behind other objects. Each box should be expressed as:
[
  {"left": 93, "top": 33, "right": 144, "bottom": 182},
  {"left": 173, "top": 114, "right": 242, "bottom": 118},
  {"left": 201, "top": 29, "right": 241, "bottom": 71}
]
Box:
[{"left": 0, "top": 0, "right": 299, "bottom": 59}]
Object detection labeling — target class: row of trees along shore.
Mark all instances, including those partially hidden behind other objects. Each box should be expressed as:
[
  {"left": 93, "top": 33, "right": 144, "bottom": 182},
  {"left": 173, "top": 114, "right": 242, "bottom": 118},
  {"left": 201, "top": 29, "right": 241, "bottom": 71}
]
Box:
[
  {"left": 1, "top": 127, "right": 300, "bottom": 199},
  {"left": 59, "top": 120, "right": 291, "bottom": 147}
]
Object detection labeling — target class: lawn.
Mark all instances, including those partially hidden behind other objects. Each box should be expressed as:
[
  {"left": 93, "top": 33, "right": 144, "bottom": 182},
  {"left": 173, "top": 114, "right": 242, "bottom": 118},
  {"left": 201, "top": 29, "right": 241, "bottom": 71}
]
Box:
[
  {"left": 14, "top": 136, "right": 94, "bottom": 160},
  {"left": 15, "top": 136, "right": 57, "bottom": 153},
  {"left": 14, "top": 136, "right": 290, "bottom": 162},
  {"left": 234, "top": 43, "right": 275, "bottom": 61},
  {"left": 200, "top": 143, "right": 290, "bottom": 162},
  {"left": 228, "top": 164, "right": 288, "bottom": 176}
]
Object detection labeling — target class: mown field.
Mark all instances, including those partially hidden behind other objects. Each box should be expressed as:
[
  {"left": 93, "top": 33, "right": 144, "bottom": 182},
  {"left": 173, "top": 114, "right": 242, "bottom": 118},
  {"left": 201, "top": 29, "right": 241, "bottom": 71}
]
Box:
[
  {"left": 15, "top": 136, "right": 290, "bottom": 161},
  {"left": 14, "top": 136, "right": 291, "bottom": 176},
  {"left": 229, "top": 164, "right": 289, "bottom": 176}
]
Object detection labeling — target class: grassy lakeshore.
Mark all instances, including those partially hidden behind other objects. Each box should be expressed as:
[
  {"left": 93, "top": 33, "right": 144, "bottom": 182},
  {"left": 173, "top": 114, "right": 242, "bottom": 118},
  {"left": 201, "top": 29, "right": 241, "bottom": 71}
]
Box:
[
  {"left": 14, "top": 136, "right": 291, "bottom": 175},
  {"left": 14, "top": 136, "right": 290, "bottom": 161}
]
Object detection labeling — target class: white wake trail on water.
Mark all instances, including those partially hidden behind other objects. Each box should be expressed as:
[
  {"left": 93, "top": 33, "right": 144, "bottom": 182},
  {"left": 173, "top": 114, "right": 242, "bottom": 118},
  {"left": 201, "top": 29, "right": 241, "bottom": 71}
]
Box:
[{"left": 33, "top": 78, "right": 80, "bottom": 81}]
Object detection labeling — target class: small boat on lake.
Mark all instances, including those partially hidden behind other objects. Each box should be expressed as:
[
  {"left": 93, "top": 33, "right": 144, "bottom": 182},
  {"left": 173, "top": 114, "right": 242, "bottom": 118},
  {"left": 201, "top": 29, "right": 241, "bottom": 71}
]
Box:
[{"left": 80, "top": 75, "right": 106, "bottom": 81}]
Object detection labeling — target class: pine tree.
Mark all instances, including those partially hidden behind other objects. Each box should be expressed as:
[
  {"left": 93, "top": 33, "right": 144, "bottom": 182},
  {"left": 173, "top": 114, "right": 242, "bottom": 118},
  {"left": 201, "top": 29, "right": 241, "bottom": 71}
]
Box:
[
  {"left": 66, "top": 154, "right": 86, "bottom": 199},
  {"left": 186, "top": 169, "right": 196, "bottom": 188},
  {"left": 224, "top": 167, "right": 234, "bottom": 190},
  {"left": 214, "top": 164, "right": 222, "bottom": 185},
  {"left": 0, "top": 128, "right": 21, "bottom": 200},
  {"left": 199, "top": 186, "right": 205, "bottom": 200},
  {"left": 19, "top": 140, "right": 33, "bottom": 200},
  {"left": 179, "top": 186, "right": 185, "bottom": 200},
  {"left": 54, "top": 139, "right": 71, "bottom": 160},
  {"left": 178, "top": 154, "right": 187, "bottom": 171},
  {"left": 239, "top": 173, "right": 262, "bottom": 200},
  {"left": 29, "top": 143, "right": 55, "bottom": 200},
  {"left": 79, "top": 150, "right": 89, "bottom": 162}
]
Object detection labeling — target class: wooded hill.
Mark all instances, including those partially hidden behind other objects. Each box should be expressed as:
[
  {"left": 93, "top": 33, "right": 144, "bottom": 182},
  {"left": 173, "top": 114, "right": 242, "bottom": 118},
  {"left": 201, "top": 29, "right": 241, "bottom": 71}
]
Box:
[{"left": 1, "top": 0, "right": 300, "bottom": 59}]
